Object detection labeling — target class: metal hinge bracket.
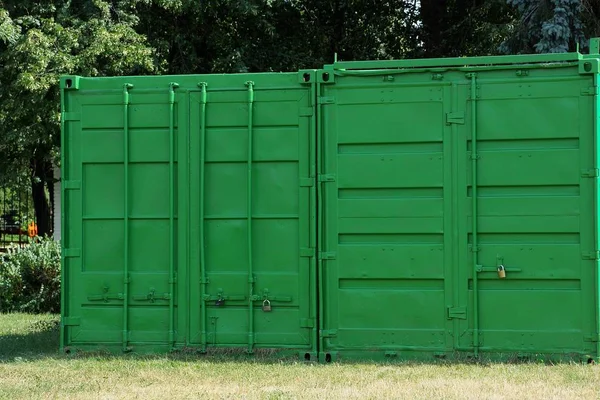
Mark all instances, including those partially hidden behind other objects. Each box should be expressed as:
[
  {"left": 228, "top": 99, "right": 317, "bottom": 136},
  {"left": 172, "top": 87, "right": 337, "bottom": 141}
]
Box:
[
  {"left": 300, "top": 318, "right": 315, "bottom": 328},
  {"left": 63, "top": 248, "right": 81, "bottom": 258},
  {"left": 63, "top": 112, "right": 81, "bottom": 122},
  {"left": 299, "top": 107, "right": 314, "bottom": 117},
  {"left": 299, "top": 177, "right": 315, "bottom": 187},
  {"left": 584, "top": 334, "right": 600, "bottom": 343},
  {"left": 318, "top": 96, "right": 335, "bottom": 105},
  {"left": 63, "top": 180, "right": 81, "bottom": 190},
  {"left": 581, "top": 86, "right": 599, "bottom": 96},
  {"left": 319, "top": 252, "right": 336, "bottom": 260},
  {"left": 320, "top": 329, "right": 337, "bottom": 338},
  {"left": 446, "top": 112, "right": 465, "bottom": 125},
  {"left": 318, "top": 174, "right": 336, "bottom": 183},
  {"left": 582, "top": 251, "right": 600, "bottom": 260},
  {"left": 582, "top": 168, "right": 599, "bottom": 178},
  {"left": 447, "top": 306, "right": 467, "bottom": 320},
  {"left": 62, "top": 317, "right": 81, "bottom": 326},
  {"left": 300, "top": 247, "right": 315, "bottom": 258}
]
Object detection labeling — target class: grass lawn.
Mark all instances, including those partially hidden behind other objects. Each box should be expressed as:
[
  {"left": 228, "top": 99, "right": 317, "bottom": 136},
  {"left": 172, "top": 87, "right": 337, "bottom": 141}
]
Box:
[{"left": 1, "top": 313, "right": 599, "bottom": 399}]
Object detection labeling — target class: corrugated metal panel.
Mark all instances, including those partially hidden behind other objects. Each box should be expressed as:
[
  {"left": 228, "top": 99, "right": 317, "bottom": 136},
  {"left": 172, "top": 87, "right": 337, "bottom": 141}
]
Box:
[
  {"left": 317, "top": 62, "right": 600, "bottom": 362},
  {"left": 60, "top": 71, "right": 318, "bottom": 357},
  {"left": 60, "top": 49, "right": 600, "bottom": 362}
]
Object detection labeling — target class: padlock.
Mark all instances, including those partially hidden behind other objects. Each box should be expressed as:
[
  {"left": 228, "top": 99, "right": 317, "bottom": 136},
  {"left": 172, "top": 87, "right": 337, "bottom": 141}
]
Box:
[
  {"left": 497, "top": 265, "right": 506, "bottom": 279},
  {"left": 262, "top": 299, "right": 272, "bottom": 312},
  {"left": 215, "top": 297, "right": 224, "bottom": 306}
]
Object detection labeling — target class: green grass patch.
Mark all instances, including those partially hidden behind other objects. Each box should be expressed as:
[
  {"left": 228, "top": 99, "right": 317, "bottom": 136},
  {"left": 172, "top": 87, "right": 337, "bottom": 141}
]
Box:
[
  {"left": 0, "top": 313, "right": 599, "bottom": 399},
  {"left": 0, "top": 313, "right": 59, "bottom": 360}
]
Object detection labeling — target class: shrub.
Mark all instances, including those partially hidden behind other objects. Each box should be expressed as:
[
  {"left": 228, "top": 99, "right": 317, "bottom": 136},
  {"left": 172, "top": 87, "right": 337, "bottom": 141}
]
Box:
[{"left": 0, "top": 237, "right": 61, "bottom": 313}]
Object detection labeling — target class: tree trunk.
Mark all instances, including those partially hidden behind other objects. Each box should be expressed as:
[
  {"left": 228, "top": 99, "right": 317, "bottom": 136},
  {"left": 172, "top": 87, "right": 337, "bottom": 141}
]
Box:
[{"left": 30, "top": 157, "right": 52, "bottom": 238}]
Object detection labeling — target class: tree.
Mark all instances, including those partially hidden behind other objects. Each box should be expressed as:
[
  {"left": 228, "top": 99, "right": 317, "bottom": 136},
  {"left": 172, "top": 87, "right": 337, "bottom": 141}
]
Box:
[
  {"left": 0, "top": 0, "right": 158, "bottom": 237},
  {"left": 419, "top": 0, "right": 517, "bottom": 57},
  {"left": 500, "top": 0, "right": 591, "bottom": 54}
]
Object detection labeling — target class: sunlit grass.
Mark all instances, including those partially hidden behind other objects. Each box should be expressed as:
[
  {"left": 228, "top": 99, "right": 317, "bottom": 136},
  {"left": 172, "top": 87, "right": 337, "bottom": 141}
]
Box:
[{"left": 1, "top": 313, "right": 599, "bottom": 399}]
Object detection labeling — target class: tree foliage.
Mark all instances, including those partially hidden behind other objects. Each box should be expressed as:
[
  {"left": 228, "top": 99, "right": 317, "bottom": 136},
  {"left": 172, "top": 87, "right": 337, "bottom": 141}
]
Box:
[
  {"left": 500, "top": 0, "right": 587, "bottom": 53},
  {"left": 1, "top": 0, "right": 599, "bottom": 237},
  {"left": 0, "top": 0, "right": 158, "bottom": 236}
]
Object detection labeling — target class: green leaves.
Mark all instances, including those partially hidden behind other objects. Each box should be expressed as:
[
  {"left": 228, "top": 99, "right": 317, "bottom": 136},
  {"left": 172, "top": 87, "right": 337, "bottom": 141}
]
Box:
[
  {"left": 0, "top": 1, "right": 159, "bottom": 237},
  {"left": 0, "top": 1, "right": 158, "bottom": 174},
  {"left": 501, "top": 0, "right": 587, "bottom": 54},
  {"left": 0, "top": 9, "right": 20, "bottom": 44},
  {"left": 0, "top": 237, "right": 61, "bottom": 313}
]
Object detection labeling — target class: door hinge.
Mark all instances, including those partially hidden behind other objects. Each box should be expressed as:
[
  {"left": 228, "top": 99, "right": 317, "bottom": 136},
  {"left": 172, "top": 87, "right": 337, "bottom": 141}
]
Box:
[
  {"left": 320, "top": 329, "right": 337, "bottom": 338},
  {"left": 582, "top": 251, "right": 600, "bottom": 260},
  {"left": 446, "top": 112, "right": 465, "bottom": 125},
  {"left": 299, "top": 177, "right": 315, "bottom": 187},
  {"left": 319, "top": 252, "right": 336, "bottom": 260},
  {"left": 63, "top": 248, "right": 81, "bottom": 258},
  {"left": 318, "top": 96, "right": 335, "bottom": 105},
  {"left": 63, "top": 180, "right": 81, "bottom": 190},
  {"left": 447, "top": 306, "right": 467, "bottom": 320},
  {"left": 300, "top": 247, "right": 315, "bottom": 258},
  {"left": 299, "top": 107, "right": 314, "bottom": 117},
  {"left": 584, "top": 334, "right": 600, "bottom": 343},
  {"left": 318, "top": 174, "right": 335, "bottom": 183},
  {"left": 581, "top": 168, "right": 599, "bottom": 178},
  {"left": 300, "top": 318, "right": 315, "bottom": 328},
  {"left": 62, "top": 112, "right": 81, "bottom": 122},
  {"left": 581, "top": 86, "right": 599, "bottom": 96},
  {"left": 62, "top": 317, "right": 81, "bottom": 326}
]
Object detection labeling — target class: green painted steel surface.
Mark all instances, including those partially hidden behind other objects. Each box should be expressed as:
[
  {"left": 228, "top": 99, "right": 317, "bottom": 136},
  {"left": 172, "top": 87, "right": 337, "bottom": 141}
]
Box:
[
  {"left": 60, "top": 72, "right": 318, "bottom": 355},
  {"left": 317, "top": 61, "right": 600, "bottom": 362},
  {"left": 61, "top": 48, "right": 600, "bottom": 362}
]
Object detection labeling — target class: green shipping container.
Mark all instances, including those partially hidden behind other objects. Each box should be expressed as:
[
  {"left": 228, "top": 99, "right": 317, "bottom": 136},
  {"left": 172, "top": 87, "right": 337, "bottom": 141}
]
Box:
[{"left": 60, "top": 41, "right": 600, "bottom": 363}]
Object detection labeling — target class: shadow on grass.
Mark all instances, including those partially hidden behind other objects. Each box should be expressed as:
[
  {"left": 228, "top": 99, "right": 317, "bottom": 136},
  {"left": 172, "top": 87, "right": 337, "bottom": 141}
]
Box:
[
  {"left": 0, "top": 316, "right": 594, "bottom": 367},
  {"left": 0, "top": 318, "right": 60, "bottom": 361}
]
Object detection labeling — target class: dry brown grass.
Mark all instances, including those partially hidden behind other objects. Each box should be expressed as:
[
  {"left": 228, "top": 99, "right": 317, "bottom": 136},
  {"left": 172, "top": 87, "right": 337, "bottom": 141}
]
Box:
[{"left": 1, "top": 314, "right": 599, "bottom": 400}]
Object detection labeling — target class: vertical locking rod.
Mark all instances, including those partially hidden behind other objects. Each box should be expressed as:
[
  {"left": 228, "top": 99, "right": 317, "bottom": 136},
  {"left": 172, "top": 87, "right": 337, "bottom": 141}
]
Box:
[
  {"left": 122, "top": 82, "right": 133, "bottom": 352},
  {"left": 308, "top": 74, "right": 319, "bottom": 355},
  {"left": 316, "top": 80, "right": 326, "bottom": 359},
  {"left": 198, "top": 82, "right": 209, "bottom": 353},
  {"left": 469, "top": 72, "right": 480, "bottom": 357},
  {"left": 168, "top": 82, "right": 179, "bottom": 348},
  {"left": 246, "top": 81, "right": 255, "bottom": 354},
  {"left": 594, "top": 73, "right": 600, "bottom": 361}
]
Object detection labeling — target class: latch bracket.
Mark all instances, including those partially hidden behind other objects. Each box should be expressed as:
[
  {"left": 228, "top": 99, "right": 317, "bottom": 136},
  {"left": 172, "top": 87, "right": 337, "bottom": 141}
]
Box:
[
  {"left": 446, "top": 111, "right": 465, "bottom": 125},
  {"left": 447, "top": 306, "right": 467, "bottom": 320},
  {"left": 320, "top": 329, "right": 338, "bottom": 338},
  {"left": 319, "top": 252, "right": 336, "bottom": 260}
]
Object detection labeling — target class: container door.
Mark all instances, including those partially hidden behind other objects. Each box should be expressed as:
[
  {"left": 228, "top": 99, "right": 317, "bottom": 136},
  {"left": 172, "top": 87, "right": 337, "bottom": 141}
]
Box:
[
  {"left": 317, "top": 72, "right": 458, "bottom": 360},
  {"left": 188, "top": 72, "right": 318, "bottom": 356},
  {"left": 61, "top": 79, "right": 188, "bottom": 350},
  {"left": 459, "top": 71, "right": 598, "bottom": 357}
]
